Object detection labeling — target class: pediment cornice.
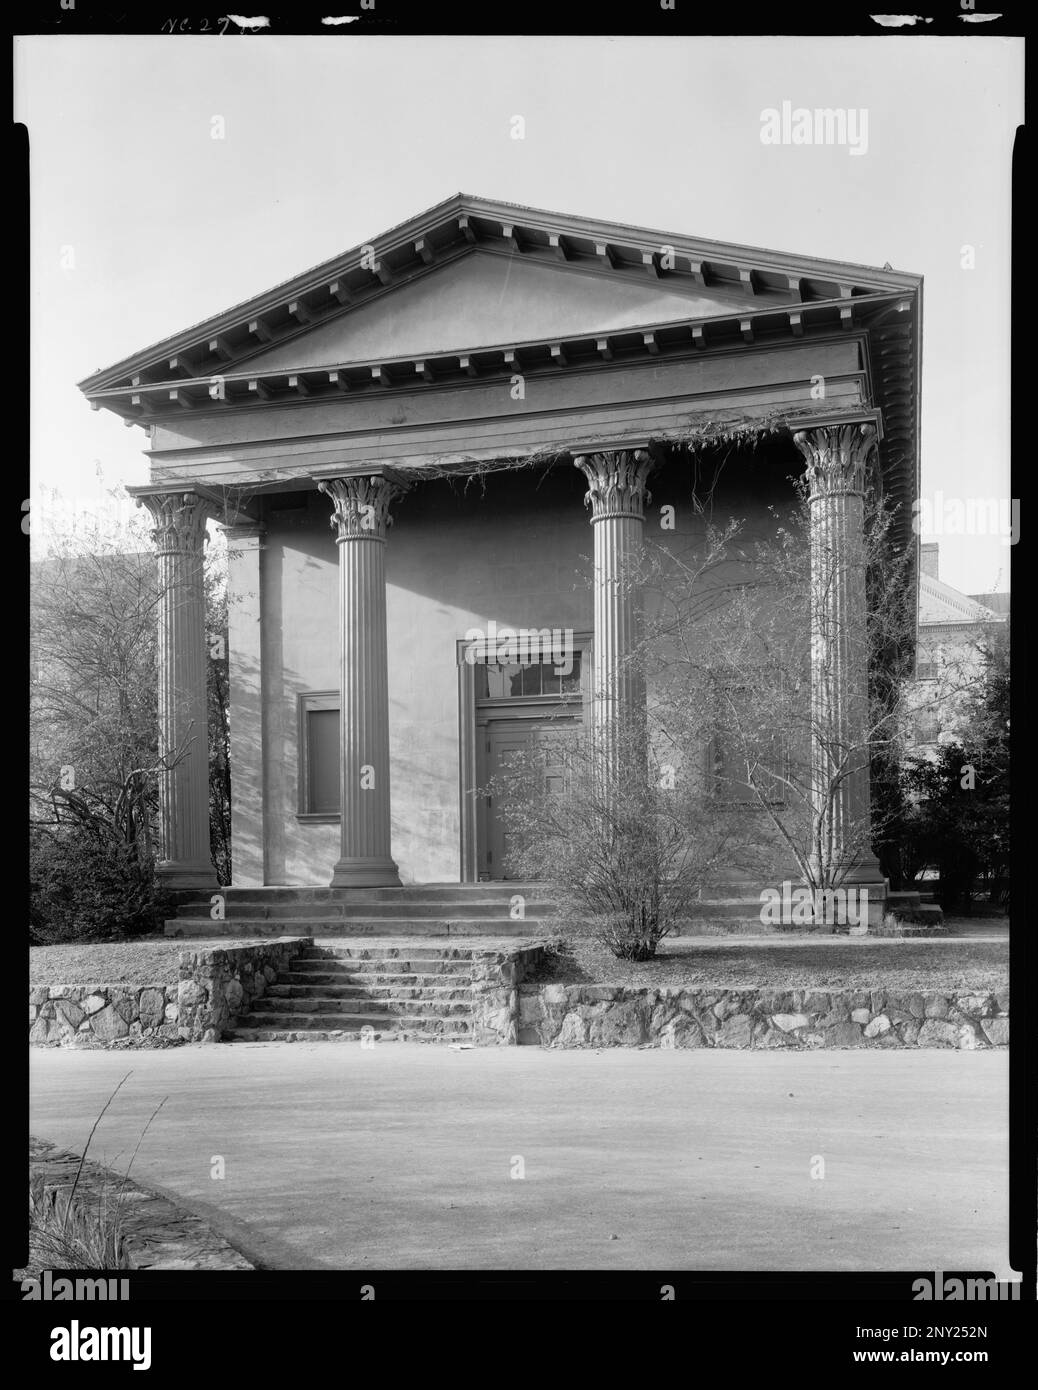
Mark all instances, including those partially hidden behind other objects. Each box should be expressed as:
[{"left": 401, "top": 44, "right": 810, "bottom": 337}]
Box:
[
  {"left": 78, "top": 192, "right": 921, "bottom": 406},
  {"left": 79, "top": 193, "right": 921, "bottom": 569}
]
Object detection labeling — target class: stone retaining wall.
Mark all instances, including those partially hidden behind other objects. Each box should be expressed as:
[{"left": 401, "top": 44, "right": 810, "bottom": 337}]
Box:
[
  {"left": 30, "top": 936, "right": 311, "bottom": 1047},
  {"left": 175, "top": 937, "right": 310, "bottom": 1042},
  {"left": 471, "top": 943, "right": 553, "bottom": 1044},
  {"left": 519, "top": 984, "right": 1009, "bottom": 1049},
  {"left": 30, "top": 984, "right": 180, "bottom": 1046},
  {"left": 32, "top": 939, "right": 1009, "bottom": 1052}
]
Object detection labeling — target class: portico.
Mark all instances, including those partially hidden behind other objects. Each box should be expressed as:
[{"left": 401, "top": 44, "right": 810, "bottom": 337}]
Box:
[{"left": 81, "top": 195, "right": 921, "bottom": 902}]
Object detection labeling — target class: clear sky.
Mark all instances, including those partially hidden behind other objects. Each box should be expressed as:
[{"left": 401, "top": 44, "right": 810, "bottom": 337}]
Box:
[{"left": 16, "top": 34, "right": 1020, "bottom": 593}]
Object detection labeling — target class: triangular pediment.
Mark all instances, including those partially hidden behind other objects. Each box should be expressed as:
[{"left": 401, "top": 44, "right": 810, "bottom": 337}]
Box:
[
  {"left": 238, "top": 250, "right": 761, "bottom": 373},
  {"left": 78, "top": 192, "right": 922, "bottom": 403}
]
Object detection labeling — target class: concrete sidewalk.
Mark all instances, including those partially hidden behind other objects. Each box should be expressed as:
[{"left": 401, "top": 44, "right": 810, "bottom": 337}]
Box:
[{"left": 30, "top": 1044, "right": 1008, "bottom": 1273}]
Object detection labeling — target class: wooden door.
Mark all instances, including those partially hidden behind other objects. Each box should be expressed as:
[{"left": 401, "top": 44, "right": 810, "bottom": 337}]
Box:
[{"left": 483, "top": 718, "right": 577, "bottom": 879}]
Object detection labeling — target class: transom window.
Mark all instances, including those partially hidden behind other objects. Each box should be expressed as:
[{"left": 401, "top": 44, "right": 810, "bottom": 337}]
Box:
[{"left": 475, "top": 652, "right": 582, "bottom": 701}]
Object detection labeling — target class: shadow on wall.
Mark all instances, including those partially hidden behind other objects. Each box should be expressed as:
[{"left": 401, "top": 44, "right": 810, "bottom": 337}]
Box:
[{"left": 226, "top": 445, "right": 810, "bottom": 886}]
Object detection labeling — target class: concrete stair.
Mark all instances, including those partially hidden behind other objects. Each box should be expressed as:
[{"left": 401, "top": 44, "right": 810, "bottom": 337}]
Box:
[
  {"left": 165, "top": 883, "right": 556, "bottom": 938},
  {"left": 165, "top": 882, "right": 792, "bottom": 938},
  {"left": 230, "top": 944, "right": 485, "bottom": 1043}
]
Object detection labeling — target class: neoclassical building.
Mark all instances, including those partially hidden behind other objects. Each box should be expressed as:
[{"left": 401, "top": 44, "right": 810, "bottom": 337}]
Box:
[
  {"left": 79, "top": 195, "right": 921, "bottom": 905},
  {"left": 907, "top": 542, "right": 1008, "bottom": 751}
]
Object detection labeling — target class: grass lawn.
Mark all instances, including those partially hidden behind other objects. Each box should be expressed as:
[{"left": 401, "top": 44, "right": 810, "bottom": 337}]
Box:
[
  {"left": 28, "top": 938, "right": 266, "bottom": 988},
  {"left": 30, "top": 928, "right": 1010, "bottom": 995},
  {"left": 535, "top": 937, "right": 1009, "bottom": 993}
]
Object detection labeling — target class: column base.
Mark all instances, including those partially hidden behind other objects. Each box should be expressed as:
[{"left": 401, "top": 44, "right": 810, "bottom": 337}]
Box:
[
  {"left": 155, "top": 861, "right": 220, "bottom": 891},
  {"left": 806, "top": 853, "right": 885, "bottom": 889},
  {"left": 329, "top": 857, "right": 402, "bottom": 888},
  {"left": 797, "top": 863, "right": 887, "bottom": 929},
  {"left": 834, "top": 875, "right": 888, "bottom": 929},
  {"left": 833, "top": 857, "right": 886, "bottom": 890}
]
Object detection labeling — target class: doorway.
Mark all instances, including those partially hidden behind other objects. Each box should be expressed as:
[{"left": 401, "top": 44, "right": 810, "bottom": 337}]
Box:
[
  {"left": 459, "top": 638, "right": 589, "bottom": 881},
  {"left": 480, "top": 711, "right": 580, "bottom": 879}
]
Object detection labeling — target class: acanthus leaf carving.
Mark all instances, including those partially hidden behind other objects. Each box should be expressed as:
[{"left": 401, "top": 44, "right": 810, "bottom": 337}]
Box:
[
  {"left": 793, "top": 423, "right": 878, "bottom": 498},
  {"left": 136, "top": 492, "right": 213, "bottom": 553},
  {"left": 317, "top": 474, "right": 406, "bottom": 542},
  {"left": 573, "top": 449, "right": 654, "bottom": 521}
]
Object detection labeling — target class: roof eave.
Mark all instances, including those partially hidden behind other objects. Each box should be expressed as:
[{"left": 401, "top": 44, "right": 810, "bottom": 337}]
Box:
[{"left": 77, "top": 194, "right": 923, "bottom": 394}]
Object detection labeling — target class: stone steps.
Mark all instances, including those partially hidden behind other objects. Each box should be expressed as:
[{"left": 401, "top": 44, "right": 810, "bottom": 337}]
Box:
[
  {"left": 302, "top": 944, "right": 482, "bottom": 956},
  {"left": 234, "top": 1011, "right": 474, "bottom": 1033},
  {"left": 290, "top": 952, "right": 481, "bottom": 973},
  {"left": 231, "top": 1027, "right": 473, "bottom": 1044},
  {"left": 282, "top": 971, "right": 474, "bottom": 987},
  {"left": 249, "top": 995, "right": 474, "bottom": 1016},
  {"left": 228, "top": 942, "right": 482, "bottom": 1044},
  {"left": 267, "top": 982, "right": 473, "bottom": 999}
]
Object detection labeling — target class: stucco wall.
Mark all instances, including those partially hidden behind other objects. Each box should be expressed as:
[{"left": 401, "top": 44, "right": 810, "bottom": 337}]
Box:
[
  {"left": 248, "top": 448, "right": 800, "bottom": 885},
  {"left": 146, "top": 339, "right": 865, "bottom": 484}
]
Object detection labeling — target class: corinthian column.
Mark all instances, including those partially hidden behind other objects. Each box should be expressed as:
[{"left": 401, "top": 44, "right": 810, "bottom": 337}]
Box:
[
  {"left": 137, "top": 491, "right": 218, "bottom": 889},
  {"left": 573, "top": 449, "right": 653, "bottom": 781},
  {"left": 317, "top": 473, "right": 405, "bottom": 887},
  {"left": 792, "top": 422, "right": 883, "bottom": 888},
  {"left": 222, "top": 521, "right": 266, "bottom": 886}
]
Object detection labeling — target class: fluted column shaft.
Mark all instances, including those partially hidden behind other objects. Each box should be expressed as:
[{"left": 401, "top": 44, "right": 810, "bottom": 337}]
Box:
[
  {"left": 139, "top": 491, "right": 218, "bottom": 888},
  {"left": 318, "top": 474, "right": 404, "bottom": 887},
  {"left": 574, "top": 450, "right": 653, "bottom": 784},
  {"left": 223, "top": 522, "right": 266, "bottom": 886},
  {"left": 793, "top": 423, "right": 883, "bottom": 886}
]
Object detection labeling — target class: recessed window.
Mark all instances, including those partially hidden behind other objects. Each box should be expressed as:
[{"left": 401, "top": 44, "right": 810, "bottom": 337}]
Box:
[{"left": 298, "top": 692, "right": 340, "bottom": 816}]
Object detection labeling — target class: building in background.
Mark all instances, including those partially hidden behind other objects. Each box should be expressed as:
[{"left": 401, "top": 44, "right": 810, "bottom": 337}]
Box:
[{"left": 909, "top": 542, "right": 1009, "bottom": 750}]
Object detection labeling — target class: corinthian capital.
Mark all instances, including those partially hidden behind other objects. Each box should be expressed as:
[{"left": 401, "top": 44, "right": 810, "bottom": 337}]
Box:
[
  {"left": 793, "top": 422, "right": 878, "bottom": 498},
  {"left": 136, "top": 491, "right": 213, "bottom": 553},
  {"left": 317, "top": 474, "right": 406, "bottom": 542},
  {"left": 574, "top": 449, "right": 653, "bottom": 521}
]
